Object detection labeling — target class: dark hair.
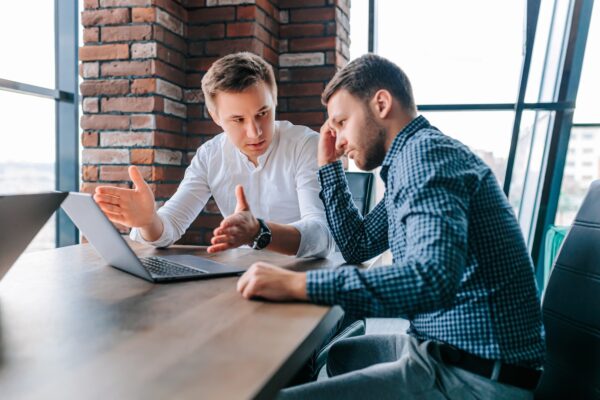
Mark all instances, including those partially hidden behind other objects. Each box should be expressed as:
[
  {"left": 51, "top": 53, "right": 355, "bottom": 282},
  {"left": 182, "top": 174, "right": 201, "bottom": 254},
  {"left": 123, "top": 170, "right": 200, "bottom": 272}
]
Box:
[
  {"left": 201, "top": 52, "right": 277, "bottom": 111},
  {"left": 322, "top": 54, "right": 416, "bottom": 112}
]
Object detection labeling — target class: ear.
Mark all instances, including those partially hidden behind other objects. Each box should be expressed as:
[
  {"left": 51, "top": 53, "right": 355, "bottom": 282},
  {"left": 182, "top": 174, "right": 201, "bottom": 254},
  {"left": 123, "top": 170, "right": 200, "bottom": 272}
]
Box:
[
  {"left": 370, "top": 89, "right": 393, "bottom": 119},
  {"left": 207, "top": 107, "right": 222, "bottom": 128}
]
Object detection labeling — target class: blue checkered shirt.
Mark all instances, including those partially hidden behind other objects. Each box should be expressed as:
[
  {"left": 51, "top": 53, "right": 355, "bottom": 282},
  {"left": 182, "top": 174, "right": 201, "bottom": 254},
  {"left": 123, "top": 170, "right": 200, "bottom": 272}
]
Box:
[{"left": 308, "top": 115, "right": 545, "bottom": 367}]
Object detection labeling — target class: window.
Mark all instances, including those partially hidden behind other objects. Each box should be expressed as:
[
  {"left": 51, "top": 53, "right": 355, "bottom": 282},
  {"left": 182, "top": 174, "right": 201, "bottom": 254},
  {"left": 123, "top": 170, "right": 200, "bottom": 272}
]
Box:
[{"left": 0, "top": 2, "right": 78, "bottom": 250}]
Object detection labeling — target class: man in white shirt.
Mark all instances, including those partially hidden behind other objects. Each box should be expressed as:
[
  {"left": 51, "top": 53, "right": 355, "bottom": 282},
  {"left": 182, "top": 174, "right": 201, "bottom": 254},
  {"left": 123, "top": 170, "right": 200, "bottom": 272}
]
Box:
[{"left": 93, "top": 52, "right": 335, "bottom": 258}]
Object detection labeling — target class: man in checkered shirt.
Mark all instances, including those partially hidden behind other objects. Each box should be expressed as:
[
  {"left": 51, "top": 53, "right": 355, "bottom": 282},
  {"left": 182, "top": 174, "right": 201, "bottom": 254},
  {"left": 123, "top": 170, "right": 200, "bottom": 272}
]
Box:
[{"left": 237, "top": 54, "right": 545, "bottom": 399}]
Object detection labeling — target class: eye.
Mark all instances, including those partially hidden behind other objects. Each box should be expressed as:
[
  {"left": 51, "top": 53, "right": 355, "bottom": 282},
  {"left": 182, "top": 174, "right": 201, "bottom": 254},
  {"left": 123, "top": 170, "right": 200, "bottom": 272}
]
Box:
[
  {"left": 257, "top": 110, "right": 268, "bottom": 118},
  {"left": 233, "top": 118, "right": 244, "bottom": 123}
]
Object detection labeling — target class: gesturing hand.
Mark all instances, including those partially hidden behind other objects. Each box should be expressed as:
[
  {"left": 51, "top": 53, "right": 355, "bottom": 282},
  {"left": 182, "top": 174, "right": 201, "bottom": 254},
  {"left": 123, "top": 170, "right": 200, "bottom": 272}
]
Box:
[
  {"left": 93, "top": 165, "right": 157, "bottom": 229},
  {"left": 207, "top": 185, "right": 260, "bottom": 253},
  {"left": 318, "top": 118, "right": 344, "bottom": 167}
]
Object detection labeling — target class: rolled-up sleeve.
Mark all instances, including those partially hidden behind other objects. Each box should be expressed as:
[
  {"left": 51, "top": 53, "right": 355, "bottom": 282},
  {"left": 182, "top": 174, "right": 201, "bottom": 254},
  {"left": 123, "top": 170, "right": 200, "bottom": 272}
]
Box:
[{"left": 289, "top": 134, "right": 335, "bottom": 258}]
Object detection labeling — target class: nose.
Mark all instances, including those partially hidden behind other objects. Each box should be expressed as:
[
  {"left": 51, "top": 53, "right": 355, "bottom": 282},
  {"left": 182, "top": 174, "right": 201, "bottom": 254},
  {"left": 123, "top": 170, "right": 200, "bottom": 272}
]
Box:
[
  {"left": 247, "top": 119, "right": 262, "bottom": 139},
  {"left": 334, "top": 132, "right": 347, "bottom": 154}
]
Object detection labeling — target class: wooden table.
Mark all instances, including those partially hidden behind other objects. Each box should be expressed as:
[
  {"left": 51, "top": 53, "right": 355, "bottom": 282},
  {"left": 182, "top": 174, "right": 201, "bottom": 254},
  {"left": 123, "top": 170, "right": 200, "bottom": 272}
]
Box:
[{"left": 0, "top": 241, "right": 346, "bottom": 400}]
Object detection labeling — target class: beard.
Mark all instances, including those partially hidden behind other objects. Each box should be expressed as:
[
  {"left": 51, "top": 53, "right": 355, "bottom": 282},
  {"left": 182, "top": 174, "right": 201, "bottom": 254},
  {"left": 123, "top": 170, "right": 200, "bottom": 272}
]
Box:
[{"left": 356, "top": 111, "right": 387, "bottom": 171}]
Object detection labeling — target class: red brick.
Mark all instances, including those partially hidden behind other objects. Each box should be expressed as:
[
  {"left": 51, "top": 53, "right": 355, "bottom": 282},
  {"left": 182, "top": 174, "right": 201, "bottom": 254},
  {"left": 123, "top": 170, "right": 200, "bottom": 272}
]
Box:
[
  {"left": 280, "top": 23, "right": 324, "bottom": 38},
  {"left": 186, "top": 120, "right": 221, "bottom": 135},
  {"left": 79, "top": 44, "right": 129, "bottom": 61},
  {"left": 101, "top": 60, "right": 152, "bottom": 77},
  {"left": 81, "top": 131, "right": 99, "bottom": 147},
  {"left": 100, "top": 131, "right": 154, "bottom": 147},
  {"left": 83, "top": 27, "right": 99, "bottom": 43},
  {"left": 279, "top": 112, "right": 325, "bottom": 125},
  {"left": 288, "top": 96, "right": 325, "bottom": 111},
  {"left": 80, "top": 79, "right": 130, "bottom": 96},
  {"left": 237, "top": 5, "right": 257, "bottom": 20},
  {"left": 156, "top": 114, "right": 183, "bottom": 132},
  {"left": 152, "top": 60, "right": 186, "bottom": 86},
  {"left": 82, "top": 148, "right": 129, "bottom": 164},
  {"left": 188, "top": 7, "right": 235, "bottom": 23},
  {"left": 226, "top": 22, "right": 254, "bottom": 37},
  {"left": 156, "top": 43, "right": 185, "bottom": 67},
  {"left": 132, "top": 7, "right": 156, "bottom": 22},
  {"left": 82, "top": 165, "right": 99, "bottom": 181},
  {"left": 282, "top": 66, "right": 336, "bottom": 82},
  {"left": 152, "top": 166, "right": 185, "bottom": 181},
  {"left": 84, "top": 0, "right": 99, "bottom": 9},
  {"left": 279, "top": 82, "right": 324, "bottom": 97},
  {"left": 81, "top": 115, "right": 130, "bottom": 130},
  {"left": 81, "top": 9, "right": 130, "bottom": 27},
  {"left": 130, "top": 149, "right": 154, "bottom": 164},
  {"left": 154, "top": 131, "right": 187, "bottom": 149},
  {"left": 102, "top": 97, "right": 163, "bottom": 113},
  {"left": 279, "top": 0, "right": 325, "bottom": 8},
  {"left": 101, "top": 131, "right": 154, "bottom": 147},
  {"left": 153, "top": 0, "right": 186, "bottom": 21},
  {"left": 100, "top": 165, "right": 152, "bottom": 181},
  {"left": 131, "top": 78, "right": 157, "bottom": 94},
  {"left": 152, "top": 25, "right": 187, "bottom": 54},
  {"left": 101, "top": 25, "right": 152, "bottom": 42},
  {"left": 205, "top": 38, "right": 259, "bottom": 56},
  {"left": 153, "top": 183, "right": 179, "bottom": 198},
  {"left": 131, "top": 114, "right": 156, "bottom": 130},
  {"left": 186, "top": 57, "right": 218, "bottom": 72},
  {"left": 100, "top": 0, "right": 150, "bottom": 6},
  {"left": 191, "top": 214, "right": 224, "bottom": 229},
  {"left": 156, "top": 8, "right": 184, "bottom": 36},
  {"left": 188, "top": 24, "right": 224, "bottom": 40},
  {"left": 83, "top": 97, "right": 99, "bottom": 113},
  {"left": 290, "top": 7, "right": 334, "bottom": 23},
  {"left": 289, "top": 36, "right": 336, "bottom": 52}
]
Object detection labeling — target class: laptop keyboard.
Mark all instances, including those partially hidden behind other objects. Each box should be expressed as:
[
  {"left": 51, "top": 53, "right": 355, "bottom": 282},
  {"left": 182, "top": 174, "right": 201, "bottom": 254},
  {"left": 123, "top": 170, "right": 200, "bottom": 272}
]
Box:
[{"left": 140, "top": 256, "right": 207, "bottom": 277}]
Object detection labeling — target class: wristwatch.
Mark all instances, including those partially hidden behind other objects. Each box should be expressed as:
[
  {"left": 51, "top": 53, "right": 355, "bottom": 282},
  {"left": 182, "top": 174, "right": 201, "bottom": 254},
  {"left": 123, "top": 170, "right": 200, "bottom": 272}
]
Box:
[{"left": 252, "top": 218, "right": 272, "bottom": 250}]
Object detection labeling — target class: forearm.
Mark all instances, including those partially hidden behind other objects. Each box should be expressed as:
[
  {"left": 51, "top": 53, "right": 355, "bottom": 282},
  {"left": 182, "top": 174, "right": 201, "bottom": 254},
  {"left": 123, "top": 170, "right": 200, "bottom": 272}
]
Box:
[{"left": 265, "top": 222, "right": 301, "bottom": 256}]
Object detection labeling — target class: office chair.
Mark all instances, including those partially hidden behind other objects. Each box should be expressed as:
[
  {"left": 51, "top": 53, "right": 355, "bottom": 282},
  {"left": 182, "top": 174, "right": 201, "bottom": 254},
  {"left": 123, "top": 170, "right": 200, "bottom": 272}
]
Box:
[
  {"left": 535, "top": 180, "right": 600, "bottom": 399},
  {"left": 345, "top": 171, "right": 374, "bottom": 216}
]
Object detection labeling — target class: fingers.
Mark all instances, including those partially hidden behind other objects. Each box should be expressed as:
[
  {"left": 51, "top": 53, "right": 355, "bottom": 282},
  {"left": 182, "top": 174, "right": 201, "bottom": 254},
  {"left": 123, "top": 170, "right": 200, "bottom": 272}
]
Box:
[
  {"left": 128, "top": 165, "right": 148, "bottom": 191},
  {"left": 93, "top": 193, "right": 120, "bottom": 205},
  {"left": 95, "top": 185, "right": 131, "bottom": 197},
  {"left": 207, "top": 243, "right": 232, "bottom": 253},
  {"left": 234, "top": 185, "right": 250, "bottom": 213}
]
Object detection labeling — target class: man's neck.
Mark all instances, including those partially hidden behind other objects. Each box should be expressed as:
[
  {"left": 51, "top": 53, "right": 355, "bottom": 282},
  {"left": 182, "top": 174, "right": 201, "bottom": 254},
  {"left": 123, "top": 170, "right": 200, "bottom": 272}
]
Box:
[{"left": 384, "top": 110, "right": 417, "bottom": 153}]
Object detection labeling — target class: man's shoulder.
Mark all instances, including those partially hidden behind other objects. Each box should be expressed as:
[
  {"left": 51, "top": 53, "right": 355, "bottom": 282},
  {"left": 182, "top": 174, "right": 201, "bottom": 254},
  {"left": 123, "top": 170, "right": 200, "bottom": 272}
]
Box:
[{"left": 276, "top": 120, "right": 318, "bottom": 142}]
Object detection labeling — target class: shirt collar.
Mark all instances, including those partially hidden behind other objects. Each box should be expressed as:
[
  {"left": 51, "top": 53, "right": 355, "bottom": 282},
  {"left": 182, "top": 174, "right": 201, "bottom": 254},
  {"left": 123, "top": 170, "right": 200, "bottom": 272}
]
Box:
[{"left": 380, "top": 115, "right": 430, "bottom": 182}]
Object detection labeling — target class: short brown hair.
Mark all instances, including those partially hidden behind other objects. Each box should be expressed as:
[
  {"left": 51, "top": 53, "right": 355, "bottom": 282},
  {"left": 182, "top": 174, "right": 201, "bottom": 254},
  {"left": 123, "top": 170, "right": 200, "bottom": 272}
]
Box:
[
  {"left": 322, "top": 54, "right": 416, "bottom": 112},
  {"left": 201, "top": 52, "right": 277, "bottom": 112}
]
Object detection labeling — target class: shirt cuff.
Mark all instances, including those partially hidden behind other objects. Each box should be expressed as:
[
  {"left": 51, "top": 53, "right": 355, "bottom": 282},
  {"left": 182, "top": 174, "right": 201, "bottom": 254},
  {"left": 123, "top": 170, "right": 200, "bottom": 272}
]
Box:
[
  {"left": 318, "top": 160, "right": 345, "bottom": 188},
  {"left": 129, "top": 213, "right": 173, "bottom": 248},
  {"left": 306, "top": 269, "right": 338, "bottom": 304},
  {"left": 289, "top": 218, "right": 333, "bottom": 258}
]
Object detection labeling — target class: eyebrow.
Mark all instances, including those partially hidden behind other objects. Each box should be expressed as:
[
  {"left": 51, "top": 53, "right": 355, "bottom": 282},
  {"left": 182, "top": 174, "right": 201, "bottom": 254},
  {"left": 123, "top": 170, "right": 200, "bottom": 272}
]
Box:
[{"left": 228, "top": 105, "right": 270, "bottom": 119}]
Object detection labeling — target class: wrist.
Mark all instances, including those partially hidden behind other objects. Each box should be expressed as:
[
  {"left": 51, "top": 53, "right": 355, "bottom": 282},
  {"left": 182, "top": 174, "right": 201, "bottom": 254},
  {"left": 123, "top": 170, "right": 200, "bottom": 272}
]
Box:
[{"left": 291, "top": 273, "right": 308, "bottom": 300}]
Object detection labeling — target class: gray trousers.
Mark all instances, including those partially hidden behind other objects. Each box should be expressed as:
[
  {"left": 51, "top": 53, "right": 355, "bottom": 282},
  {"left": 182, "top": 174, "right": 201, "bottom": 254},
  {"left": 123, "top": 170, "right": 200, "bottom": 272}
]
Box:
[{"left": 278, "top": 334, "right": 533, "bottom": 400}]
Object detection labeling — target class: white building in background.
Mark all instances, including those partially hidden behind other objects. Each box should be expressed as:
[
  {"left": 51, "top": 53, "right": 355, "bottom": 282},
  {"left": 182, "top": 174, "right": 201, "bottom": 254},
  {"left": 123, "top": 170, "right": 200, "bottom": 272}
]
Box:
[{"left": 563, "top": 129, "right": 600, "bottom": 184}]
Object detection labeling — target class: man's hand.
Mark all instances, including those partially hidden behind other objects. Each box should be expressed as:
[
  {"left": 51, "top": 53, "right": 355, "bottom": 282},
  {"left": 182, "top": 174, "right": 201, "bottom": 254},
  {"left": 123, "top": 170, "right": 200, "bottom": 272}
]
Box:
[
  {"left": 93, "top": 165, "right": 158, "bottom": 229},
  {"left": 237, "top": 262, "right": 308, "bottom": 301},
  {"left": 208, "top": 185, "right": 260, "bottom": 253},
  {"left": 318, "top": 119, "right": 344, "bottom": 167}
]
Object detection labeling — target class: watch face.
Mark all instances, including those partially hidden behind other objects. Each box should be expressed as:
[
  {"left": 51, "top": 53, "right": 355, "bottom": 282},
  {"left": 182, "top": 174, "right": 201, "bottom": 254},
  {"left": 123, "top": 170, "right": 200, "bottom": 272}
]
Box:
[{"left": 255, "top": 232, "right": 271, "bottom": 249}]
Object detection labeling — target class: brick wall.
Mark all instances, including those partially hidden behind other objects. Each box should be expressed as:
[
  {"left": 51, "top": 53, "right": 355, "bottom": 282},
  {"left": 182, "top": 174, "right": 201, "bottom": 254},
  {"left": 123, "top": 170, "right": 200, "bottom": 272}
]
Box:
[{"left": 80, "top": 0, "right": 351, "bottom": 244}]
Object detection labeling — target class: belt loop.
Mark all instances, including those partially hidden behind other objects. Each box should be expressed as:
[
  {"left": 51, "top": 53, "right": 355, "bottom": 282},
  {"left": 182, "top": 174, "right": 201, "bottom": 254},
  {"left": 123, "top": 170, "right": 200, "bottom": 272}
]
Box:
[{"left": 490, "top": 360, "right": 501, "bottom": 381}]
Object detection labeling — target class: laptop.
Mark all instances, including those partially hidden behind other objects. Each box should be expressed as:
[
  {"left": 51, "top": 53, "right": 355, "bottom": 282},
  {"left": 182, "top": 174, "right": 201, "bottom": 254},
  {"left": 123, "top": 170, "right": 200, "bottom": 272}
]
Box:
[
  {"left": 61, "top": 192, "right": 246, "bottom": 283},
  {"left": 0, "top": 192, "right": 68, "bottom": 280}
]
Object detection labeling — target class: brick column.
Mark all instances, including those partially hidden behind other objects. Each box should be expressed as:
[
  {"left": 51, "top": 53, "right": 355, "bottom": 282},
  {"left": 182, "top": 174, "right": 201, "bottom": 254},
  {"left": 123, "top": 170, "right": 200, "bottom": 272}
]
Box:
[{"left": 79, "top": 0, "right": 350, "bottom": 244}]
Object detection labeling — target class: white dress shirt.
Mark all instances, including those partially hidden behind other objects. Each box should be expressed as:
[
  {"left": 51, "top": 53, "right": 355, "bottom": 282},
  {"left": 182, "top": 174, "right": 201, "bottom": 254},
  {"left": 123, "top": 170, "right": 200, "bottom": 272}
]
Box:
[{"left": 131, "top": 120, "right": 335, "bottom": 258}]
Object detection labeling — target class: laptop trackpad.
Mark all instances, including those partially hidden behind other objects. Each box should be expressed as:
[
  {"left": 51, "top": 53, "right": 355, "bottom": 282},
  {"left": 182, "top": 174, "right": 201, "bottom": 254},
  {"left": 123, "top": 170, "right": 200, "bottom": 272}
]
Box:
[{"left": 159, "top": 254, "right": 244, "bottom": 274}]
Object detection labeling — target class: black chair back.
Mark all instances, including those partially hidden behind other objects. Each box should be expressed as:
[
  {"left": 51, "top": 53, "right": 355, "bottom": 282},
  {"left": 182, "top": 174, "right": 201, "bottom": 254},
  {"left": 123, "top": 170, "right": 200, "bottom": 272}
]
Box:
[
  {"left": 345, "top": 171, "right": 374, "bottom": 216},
  {"left": 535, "top": 180, "right": 600, "bottom": 399}
]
